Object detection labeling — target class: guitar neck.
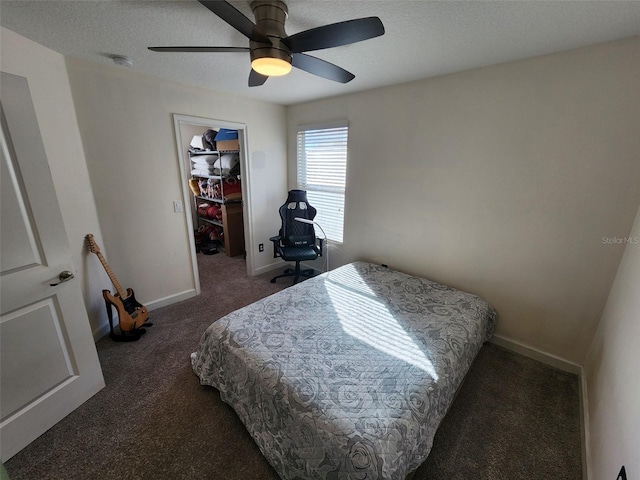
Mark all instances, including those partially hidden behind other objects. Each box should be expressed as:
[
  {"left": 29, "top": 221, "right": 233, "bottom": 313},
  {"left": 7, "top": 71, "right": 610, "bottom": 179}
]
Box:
[{"left": 95, "top": 251, "right": 127, "bottom": 298}]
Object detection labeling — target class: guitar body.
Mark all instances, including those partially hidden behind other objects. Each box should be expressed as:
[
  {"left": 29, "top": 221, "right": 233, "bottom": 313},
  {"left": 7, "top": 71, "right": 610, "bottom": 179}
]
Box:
[{"left": 102, "top": 288, "right": 149, "bottom": 332}]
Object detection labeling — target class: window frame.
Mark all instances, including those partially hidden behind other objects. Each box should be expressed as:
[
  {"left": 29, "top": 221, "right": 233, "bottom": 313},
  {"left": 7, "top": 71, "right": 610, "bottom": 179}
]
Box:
[{"left": 296, "top": 120, "right": 349, "bottom": 244}]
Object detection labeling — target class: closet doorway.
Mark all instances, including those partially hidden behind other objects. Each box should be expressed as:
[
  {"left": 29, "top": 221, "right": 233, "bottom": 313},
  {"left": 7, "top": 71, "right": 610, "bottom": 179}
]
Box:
[{"left": 173, "top": 114, "right": 254, "bottom": 295}]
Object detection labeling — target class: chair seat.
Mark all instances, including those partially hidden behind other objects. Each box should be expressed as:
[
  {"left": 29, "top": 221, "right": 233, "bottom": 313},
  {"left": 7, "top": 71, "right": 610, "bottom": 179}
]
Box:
[{"left": 277, "top": 245, "right": 318, "bottom": 262}]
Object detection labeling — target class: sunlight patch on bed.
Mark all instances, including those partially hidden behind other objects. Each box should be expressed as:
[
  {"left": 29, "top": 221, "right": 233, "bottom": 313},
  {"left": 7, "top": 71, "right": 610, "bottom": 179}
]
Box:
[{"left": 326, "top": 265, "right": 438, "bottom": 380}]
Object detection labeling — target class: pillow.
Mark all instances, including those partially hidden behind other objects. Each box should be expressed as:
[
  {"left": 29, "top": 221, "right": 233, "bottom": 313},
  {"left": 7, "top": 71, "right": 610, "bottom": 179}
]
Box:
[
  {"left": 213, "top": 153, "right": 239, "bottom": 175},
  {"left": 191, "top": 154, "right": 218, "bottom": 165}
]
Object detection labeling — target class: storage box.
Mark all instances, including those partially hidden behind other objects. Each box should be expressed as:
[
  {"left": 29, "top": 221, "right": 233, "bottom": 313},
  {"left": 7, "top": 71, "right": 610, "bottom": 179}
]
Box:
[
  {"left": 216, "top": 139, "right": 239, "bottom": 152},
  {"left": 215, "top": 128, "right": 239, "bottom": 152}
]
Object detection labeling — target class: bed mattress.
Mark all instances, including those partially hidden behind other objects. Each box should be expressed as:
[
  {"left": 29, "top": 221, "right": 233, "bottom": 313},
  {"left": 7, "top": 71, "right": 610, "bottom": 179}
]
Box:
[{"left": 191, "top": 261, "right": 496, "bottom": 479}]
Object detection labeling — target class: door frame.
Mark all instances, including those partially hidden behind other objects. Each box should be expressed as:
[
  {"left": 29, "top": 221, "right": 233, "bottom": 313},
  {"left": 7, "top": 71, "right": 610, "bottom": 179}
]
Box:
[{"left": 172, "top": 114, "right": 254, "bottom": 294}]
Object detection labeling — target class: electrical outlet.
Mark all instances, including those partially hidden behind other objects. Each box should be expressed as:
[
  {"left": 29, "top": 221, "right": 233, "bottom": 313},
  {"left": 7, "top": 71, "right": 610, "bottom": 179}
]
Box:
[
  {"left": 173, "top": 200, "right": 183, "bottom": 213},
  {"left": 258, "top": 243, "right": 264, "bottom": 252}
]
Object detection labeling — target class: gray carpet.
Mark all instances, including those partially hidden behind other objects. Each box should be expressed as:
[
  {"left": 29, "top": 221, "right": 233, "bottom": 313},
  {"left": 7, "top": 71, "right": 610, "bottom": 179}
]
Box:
[{"left": 5, "top": 253, "right": 582, "bottom": 480}]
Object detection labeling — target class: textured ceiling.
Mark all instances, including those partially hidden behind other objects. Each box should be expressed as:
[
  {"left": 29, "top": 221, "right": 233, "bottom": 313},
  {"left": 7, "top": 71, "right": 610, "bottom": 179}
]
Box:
[{"left": 2, "top": 1, "right": 640, "bottom": 105}]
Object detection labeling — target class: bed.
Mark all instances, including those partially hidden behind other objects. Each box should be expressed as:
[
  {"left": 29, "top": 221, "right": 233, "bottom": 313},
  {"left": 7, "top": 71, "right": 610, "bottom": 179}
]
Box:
[{"left": 191, "top": 261, "right": 496, "bottom": 479}]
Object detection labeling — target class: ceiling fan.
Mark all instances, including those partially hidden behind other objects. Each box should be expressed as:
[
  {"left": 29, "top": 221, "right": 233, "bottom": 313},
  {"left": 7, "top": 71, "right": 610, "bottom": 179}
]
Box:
[{"left": 148, "top": 0, "right": 385, "bottom": 87}]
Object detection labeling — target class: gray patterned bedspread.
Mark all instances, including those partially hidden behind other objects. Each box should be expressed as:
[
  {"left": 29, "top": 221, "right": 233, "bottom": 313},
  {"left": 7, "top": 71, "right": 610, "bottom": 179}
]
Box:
[{"left": 191, "top": 261, "right": 496, "bottom": 479}]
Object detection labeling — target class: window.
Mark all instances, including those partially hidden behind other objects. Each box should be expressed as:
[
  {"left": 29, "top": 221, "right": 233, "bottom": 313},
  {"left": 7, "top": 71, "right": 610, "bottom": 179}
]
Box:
[{"left": 296, "top": 122, "right": 348, "bottom": 243}]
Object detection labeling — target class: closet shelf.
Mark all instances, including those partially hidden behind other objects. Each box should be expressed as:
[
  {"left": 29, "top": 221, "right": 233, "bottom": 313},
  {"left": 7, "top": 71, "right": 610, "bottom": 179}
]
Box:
[
  {"left": 195, "top": 195, "right": 241, "bottom": 205},
  {"left": 188, "top": 132, "right": 243, "bottom": 257},
  {"left": 190, "top": 149, "right": 239, "bottom": 155},
  {"left": 196, "top": 215, "right": 223, "bottom": 228}
]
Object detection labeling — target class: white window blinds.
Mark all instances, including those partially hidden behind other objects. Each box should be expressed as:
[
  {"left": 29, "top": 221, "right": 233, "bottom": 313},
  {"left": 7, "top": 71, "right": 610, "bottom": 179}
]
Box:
[{"left": 296, "top": 122, "right": 348, "bottom": 243}]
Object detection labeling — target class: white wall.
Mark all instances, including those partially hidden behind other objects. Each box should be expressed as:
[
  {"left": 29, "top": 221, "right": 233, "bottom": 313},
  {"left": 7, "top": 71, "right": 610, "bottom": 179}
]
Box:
[
  {"left": 287, "top": 36, "right": 640, "bottom": 364},
  {"left": 0, "top": 28, "right": 108, "bottom": 336},
  {"left": 64, "top": 58, "right": 288, "bottom": 326},
  {"left": 1, "top": 27, "right": 288, "bottom": 338},
  {"left": 584, "top": 203, "right": 640, "bottom": 479}
]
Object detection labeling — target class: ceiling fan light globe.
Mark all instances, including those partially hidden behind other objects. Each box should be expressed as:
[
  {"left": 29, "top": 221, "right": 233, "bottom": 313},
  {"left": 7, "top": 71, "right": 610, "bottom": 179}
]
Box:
[{"left": 251, "top": 57, "right": 292, "bottom": 76}]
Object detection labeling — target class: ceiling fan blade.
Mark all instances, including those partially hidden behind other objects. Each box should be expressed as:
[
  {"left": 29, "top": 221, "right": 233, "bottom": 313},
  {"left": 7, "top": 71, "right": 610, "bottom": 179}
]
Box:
[
  {"left": 198, "top": 0, "right": 270, "bottom": 44},
  {"left": 249, "top": 69, "right": 268, "bottom": 87},
  {"left": 283, "top": 17, "right": 384, "bottom": 53},
  {"left": 148, "top": 47, "right": 250, "bottom": 53},
  {"left": 292, "top": 53, "right": 355, "bottom": 84}
]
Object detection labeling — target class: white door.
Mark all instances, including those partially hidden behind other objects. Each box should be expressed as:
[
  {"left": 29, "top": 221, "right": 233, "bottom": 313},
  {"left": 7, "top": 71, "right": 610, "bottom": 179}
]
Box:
[{"left": 0, "top": 72, "right": 105, "bottom": 461}]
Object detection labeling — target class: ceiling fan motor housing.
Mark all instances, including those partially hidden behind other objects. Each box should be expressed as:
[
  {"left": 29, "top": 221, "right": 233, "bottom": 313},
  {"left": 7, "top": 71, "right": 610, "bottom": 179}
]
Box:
[
  {"left": 149, "top": 0, "right": 385, "bottom": 85},
  {"left": 249, "top": 0, "right": 292, "bottom": 65}
]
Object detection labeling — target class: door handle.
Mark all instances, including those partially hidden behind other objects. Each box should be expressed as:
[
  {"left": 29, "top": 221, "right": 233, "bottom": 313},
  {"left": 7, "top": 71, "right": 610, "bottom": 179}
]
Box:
[{"left": 50, "top": 270, "right": 75, "bottom": 286}]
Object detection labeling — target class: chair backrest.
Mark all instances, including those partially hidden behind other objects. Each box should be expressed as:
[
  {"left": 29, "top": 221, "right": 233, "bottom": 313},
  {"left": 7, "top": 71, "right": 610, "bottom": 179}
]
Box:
[{"left": 279, "top": 190, "right": 317, "bottom": 247}]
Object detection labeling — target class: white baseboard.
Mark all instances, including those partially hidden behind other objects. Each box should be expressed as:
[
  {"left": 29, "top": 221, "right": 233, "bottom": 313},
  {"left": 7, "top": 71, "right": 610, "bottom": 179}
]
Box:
[
  {"left": 489, "top": 334, "right": 581, "bottom": 374},
  {"left": 579, "top": 370, "right": 591, "bottom": 480},
  {"left": 145, "top": 289, "right": 197, "bottom": 311},
  {"left": 91, "top": 289, "right": 197, "bottom": 341},
  {"left": 252, "top": 259, "right": 326, "bottom": 277},
  {"left": 92, "top": 321, "right": 112, "bottom": 341},
  {"left": 489, "top": 334, "right": 589, "bottom": 479},
  {"left": 253, "top": 260, "right": 285, "bottom": 276}
]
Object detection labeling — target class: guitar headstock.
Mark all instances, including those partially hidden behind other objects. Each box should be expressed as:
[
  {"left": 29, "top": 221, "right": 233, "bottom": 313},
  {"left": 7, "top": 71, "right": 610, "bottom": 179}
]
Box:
[{"left": 85, "top": 234, "right": 101, "bottom": 254}]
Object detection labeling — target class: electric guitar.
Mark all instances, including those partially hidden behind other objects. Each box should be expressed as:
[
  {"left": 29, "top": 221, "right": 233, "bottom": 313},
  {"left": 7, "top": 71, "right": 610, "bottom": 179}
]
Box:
[{"left": 86, "top": 234, "right": 149, "bottom": 333}]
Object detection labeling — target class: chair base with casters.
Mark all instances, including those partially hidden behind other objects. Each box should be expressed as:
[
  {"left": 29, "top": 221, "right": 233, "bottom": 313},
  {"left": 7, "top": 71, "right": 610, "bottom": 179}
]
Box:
[
  {"left": 269, "top": 190, "right": 323, "bottom": 285},
  {"left": 269, "top": 238, "right": 324, "bottom": 284}
]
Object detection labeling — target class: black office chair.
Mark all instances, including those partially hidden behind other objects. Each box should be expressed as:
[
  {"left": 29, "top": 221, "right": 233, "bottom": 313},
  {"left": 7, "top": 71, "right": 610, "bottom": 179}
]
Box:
[{"left": 270, "top": 190, "right": 323, "bottom": 284}]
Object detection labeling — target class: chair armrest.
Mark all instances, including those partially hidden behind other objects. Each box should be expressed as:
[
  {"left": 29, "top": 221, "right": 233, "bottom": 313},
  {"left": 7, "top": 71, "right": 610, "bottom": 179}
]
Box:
[
  {"left": 315, "top": 237, "right": 324, "bottom": 257},
  {"left": 269, "top": 235, "right": 281, "bottom": 258}
]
